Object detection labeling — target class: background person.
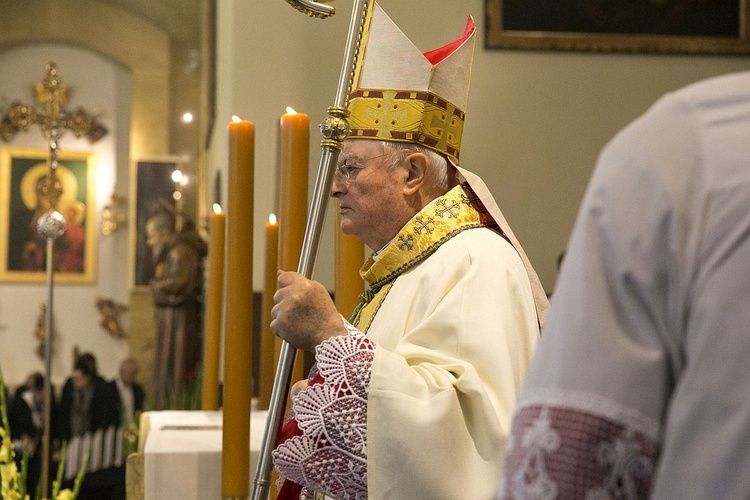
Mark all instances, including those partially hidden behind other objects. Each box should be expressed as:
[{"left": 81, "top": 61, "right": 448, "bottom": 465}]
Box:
[
  {"left": 109, "top": 357, "right": 144, "bottom": 428},
  {"left": 499, "top": 71, "right": 750, "bottom": 498},
  {"left": 8, "top": 371, "right": 55, "bottom": 495},
  {"left": 57, "top": 352, "right": 123, "bottom": 500}
]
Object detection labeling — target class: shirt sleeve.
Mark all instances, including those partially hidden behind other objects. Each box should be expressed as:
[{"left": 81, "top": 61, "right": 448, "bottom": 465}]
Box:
[{"left": 500, "top": 85, "right": 738, "bottom": 499}]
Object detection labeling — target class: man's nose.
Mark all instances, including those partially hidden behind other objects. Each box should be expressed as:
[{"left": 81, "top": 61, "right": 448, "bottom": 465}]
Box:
[{"left": 330, "top": 172, "right": 346, "bottom": 197}]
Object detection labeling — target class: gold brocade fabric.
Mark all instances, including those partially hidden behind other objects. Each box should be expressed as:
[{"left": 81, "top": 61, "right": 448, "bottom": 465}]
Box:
[
  {"left": 349, "top": 183, "right": 487, "bottom": 331},
  {"left": 347, "top": 89, "right": 466, "bottom": 163}
]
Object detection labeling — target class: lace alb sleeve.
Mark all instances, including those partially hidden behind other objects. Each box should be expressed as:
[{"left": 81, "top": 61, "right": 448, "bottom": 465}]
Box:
[
  {"left": 273, "top": 319, "right": 375, "bottom": 499},
  {"left": 499, "top": 405, "right": 659, "bottom": 499}
]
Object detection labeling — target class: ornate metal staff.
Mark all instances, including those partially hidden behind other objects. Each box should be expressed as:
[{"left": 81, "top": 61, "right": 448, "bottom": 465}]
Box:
[
  {"left": 1, "top": 62, "right": 107, "bottom": 499},
  {"left": 251, "top": 1, "right": 371, "bottom": 498}
]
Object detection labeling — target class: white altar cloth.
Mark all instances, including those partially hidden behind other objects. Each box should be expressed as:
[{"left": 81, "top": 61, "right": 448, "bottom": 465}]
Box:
[{"left": 139, "top": 409, "right": 268, "bottom": 500}]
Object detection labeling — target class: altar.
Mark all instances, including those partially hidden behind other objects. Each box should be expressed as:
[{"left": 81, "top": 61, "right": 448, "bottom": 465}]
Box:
[{"left": 126, "top": 409, "right": 269, "bottom": 500}]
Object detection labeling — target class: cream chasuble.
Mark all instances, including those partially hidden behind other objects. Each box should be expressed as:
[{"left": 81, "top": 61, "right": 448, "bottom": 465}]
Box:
[{"left": 274, "top": 184, "right": 540, "bottom": 499}]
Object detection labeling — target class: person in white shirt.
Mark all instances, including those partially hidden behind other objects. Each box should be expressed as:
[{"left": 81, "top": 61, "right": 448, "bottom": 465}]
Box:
[
  {"left": 499, "top": 71, "right": 750, "bottom": 499},
  {"left": 110, "top": 357, "right": 144, "bottom": 427}
]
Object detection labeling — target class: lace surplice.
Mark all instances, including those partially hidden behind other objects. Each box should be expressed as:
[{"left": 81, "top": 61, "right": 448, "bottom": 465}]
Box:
[{"left": 273, "top": 321, "right": 374, "bottom": 499}]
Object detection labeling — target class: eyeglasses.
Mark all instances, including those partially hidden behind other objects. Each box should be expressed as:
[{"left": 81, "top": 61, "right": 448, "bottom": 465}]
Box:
[{"left": 335, "top": 152, "right": 391, "bottom": 184}]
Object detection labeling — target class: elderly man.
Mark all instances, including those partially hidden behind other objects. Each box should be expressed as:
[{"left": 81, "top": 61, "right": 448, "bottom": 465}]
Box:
[
  {"left": 109, "top": 357, "right": 144, "bottom": 427},
  {"left": 270, "top": 4, "right": 548, "bottom": 499}
]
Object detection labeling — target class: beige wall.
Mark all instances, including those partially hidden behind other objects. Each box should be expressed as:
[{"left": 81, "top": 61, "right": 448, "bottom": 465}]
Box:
[
  {"left": 0, "top": 0, "right": 171, "bottom": 159},
  {"left": 209, "top": 0, "right": 750, "bottom": 294},
  {"left": 0, "top": 0, "right": 171, "bottom": 388}
]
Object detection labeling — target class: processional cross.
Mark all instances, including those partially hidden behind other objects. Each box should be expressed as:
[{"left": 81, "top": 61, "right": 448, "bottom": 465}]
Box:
[{"left": 0, "top": 61, "right": 107, "bottom": 499}]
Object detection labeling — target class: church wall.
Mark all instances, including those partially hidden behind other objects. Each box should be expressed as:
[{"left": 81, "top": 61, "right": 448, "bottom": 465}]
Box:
[
  {"left": 0, "top": 46, "right": 132, "bottom": 388},
  {"left": 0, "top": 0, "right": 182, "bottom": 397},
  {"left": 208, "top": 0, "right": 750, "bottom": 300}
]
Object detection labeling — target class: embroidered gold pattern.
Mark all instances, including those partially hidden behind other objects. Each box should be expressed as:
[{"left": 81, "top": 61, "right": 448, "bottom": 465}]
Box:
[
  {"left": 350, "top": 185, "right": 485, "bottom": 331},
  {"left": 397, "top": 233, "right": 414, "bottom": 251},
  {"left": 413, "top": 215, "right": 435, "bottom": 235},
  {"left": 347, "top": 89, "right": 465, "bottom": 162},
  {"left": 434, "top": 198, "right": 461, "bottom": 218}
]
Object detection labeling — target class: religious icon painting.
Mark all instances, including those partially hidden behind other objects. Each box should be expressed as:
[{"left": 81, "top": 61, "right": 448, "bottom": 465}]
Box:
[{"left": 0, "top": 146, "right": 97, "bottom": 283}]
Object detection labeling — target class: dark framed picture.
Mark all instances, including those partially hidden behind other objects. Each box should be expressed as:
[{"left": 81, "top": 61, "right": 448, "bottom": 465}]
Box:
[
  {"left": 486, "top": 0, "right": 750, "bottom": 54},
  {"left": 0, "top": 147, "right": 97, "bottom": 283},
  {"left": 130, "top": 156, "right": 181, "bottom": 288}
]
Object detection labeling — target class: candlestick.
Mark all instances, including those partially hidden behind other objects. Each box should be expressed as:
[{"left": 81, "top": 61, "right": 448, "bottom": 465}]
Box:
[
  {"left": 335, "top": 211, "right": 365, "bottom": 317},
  {"left": 258, "top": 214, "right": 279, "bottom": 410},
  {"left": 222, "top": 118, "right": 254, "bottom": 498},
  {"left": 278, "top": 108, "right": 309, "bottom": 383},
  {"left": 202, "top": 204, "right": 225, "bottom": 411}
]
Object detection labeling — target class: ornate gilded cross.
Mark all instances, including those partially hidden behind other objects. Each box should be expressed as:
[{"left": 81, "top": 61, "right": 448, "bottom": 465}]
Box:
[{"left": 0, "top": 61, "right": 107, "bottom": 225}]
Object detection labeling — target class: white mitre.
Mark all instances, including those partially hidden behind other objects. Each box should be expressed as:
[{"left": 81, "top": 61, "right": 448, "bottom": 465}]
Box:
[{"left": 347, "top": 2, "right": 476, "bottom": 165}]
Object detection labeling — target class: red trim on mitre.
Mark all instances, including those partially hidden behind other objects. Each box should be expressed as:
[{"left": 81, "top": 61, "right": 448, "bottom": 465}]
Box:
[{"left": 422, "top": 16, "right": 475, "bottom": 65}]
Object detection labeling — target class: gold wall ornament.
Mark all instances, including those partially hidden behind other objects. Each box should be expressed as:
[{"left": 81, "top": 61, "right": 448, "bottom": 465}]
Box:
[
  {"left": 96, "top": 297, "right": 129, "bottom": 338},
  {"left": 1, "top": 62, "right": 108, "bottom": 147},
  {"left": 101, "top": 193, "right": 128, "bottom": 235}
]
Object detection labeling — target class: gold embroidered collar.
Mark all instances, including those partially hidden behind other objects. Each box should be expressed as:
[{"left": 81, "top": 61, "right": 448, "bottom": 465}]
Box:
[{"left": 360, "top": 184, "right": 484, "bottom": 289}]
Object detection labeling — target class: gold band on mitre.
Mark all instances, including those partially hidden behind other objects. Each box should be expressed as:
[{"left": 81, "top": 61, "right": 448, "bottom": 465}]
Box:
[
  {"left": 347, "top": 89, "right": 465, "bottom": 164},
  {"left": 346, "top": 2, "right": 476, "bottom": 165}
]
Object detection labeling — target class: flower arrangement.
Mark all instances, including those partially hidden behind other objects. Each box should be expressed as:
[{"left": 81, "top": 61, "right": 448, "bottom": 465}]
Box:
[
  {"left": 123, "top": 421, "right": 139, "bottom": 459},
  {"left": 1, "top": 368, "right": 88, "bottom": 500}
]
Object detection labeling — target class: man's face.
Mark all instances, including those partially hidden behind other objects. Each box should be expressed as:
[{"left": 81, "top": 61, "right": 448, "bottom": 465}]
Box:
[
  {"left": 146, "top": 222, "right": 169, "bottom": 254},
  {"left": 120, "top": 361, "right": 139, "bottom": 385},
  {"left": 330, "top": 140, "right": 410, "bottom": 250},
  {"left": 71, "top": 369, "right": 91, "bottom": 389}
]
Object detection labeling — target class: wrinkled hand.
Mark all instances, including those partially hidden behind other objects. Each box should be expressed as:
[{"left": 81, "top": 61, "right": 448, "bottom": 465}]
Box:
[
  {"left": 283, "top": 379, "right": 310, "bottom": 424},
  {"left": 270, "top": 271, "right": 346, "bottom": 351},
  {"left": 290, "top": 379, "right": 308, "bottom": 398}
]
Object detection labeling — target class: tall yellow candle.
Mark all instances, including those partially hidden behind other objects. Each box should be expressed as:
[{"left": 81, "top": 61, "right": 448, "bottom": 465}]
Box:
[
  {"left": 202, "top": 203, "right": 225, "bottom": 411},
  {"left": 222, "top": 118, "right": 254, "bottom": 498},
  {"left": 258, "top": 214, "right": 279, "bottom": 410},
  {"left": 278, "top": 108, "right": 309, "bottom": 383},
  {"left": 335, "top": 212, "right": 365, "bottom": 318}
]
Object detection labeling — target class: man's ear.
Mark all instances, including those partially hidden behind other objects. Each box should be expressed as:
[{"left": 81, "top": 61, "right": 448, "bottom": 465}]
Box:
[{"left": 403, "top": 152, "right": 428, "bottom": 195}]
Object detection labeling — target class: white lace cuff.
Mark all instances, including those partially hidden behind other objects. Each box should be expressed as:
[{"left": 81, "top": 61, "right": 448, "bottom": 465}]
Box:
[{"left": 273, "top": 320, "right": 375, "bottom": 499}]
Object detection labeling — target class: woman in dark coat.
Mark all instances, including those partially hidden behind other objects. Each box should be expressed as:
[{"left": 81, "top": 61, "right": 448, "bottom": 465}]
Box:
[{"left": 57, "top": 353, "right": 124, "bottom": 500}]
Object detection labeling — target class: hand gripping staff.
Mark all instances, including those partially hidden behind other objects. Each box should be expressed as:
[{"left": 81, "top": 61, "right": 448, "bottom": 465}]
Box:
[{"left": 251, "top": 1, "right": 374, "bottom": 498}]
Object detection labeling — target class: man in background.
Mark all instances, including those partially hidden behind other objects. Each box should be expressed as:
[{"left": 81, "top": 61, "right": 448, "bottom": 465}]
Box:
[
  {"left": 58, "top": 352, "right": 123, "bottom": 499},
  {"left": 109, "top": 357, "right": 144, "bottom": 427},
  {"left": 9, "top": 371, "right": 53, "bottom": 495},
  {"left": 499, "top": 71, "right": 750, "bottom": 498}
]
